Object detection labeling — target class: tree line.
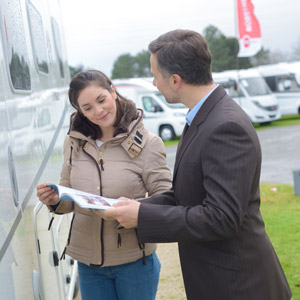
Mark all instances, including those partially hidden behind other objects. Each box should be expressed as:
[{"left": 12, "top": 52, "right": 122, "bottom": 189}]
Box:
[{"left": 69, "top": 25, "right": 300, "bottom": 79}]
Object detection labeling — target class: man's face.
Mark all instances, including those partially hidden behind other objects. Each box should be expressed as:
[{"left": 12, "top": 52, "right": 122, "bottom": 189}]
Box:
[{"left": 150, "top": 54, "right": 178, "bottom": 103}]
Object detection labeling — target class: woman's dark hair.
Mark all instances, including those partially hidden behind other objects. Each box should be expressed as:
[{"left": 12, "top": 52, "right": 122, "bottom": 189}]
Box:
[
  {"left": 148, "top": 29, "right": 213, "bottom": 85},
  {"left": 68, "top": 70, "right": 131, "bottom": 139}
]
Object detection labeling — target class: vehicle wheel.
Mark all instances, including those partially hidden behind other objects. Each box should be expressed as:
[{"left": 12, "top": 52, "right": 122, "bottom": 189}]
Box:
[{"left": 159, "top": 125, "right": 175, "bottom": 141}]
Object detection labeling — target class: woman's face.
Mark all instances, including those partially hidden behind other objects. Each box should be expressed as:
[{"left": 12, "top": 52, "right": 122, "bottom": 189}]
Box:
[{"left": 77, "top": 84, "right": 117, "bottom": 131}]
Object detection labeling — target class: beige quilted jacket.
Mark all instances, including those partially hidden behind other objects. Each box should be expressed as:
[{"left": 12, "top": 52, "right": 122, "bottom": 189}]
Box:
[{"left": 50, "top": 107, "right": 172, "bottom": 267}]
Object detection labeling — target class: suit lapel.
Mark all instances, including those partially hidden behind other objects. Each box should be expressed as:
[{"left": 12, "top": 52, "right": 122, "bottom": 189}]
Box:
[
  {"left": 173, "top": 122, "right": 197, "bottom": 179},
  {"left": 173, "top": 85, "right": 226, "bottom": 180}
]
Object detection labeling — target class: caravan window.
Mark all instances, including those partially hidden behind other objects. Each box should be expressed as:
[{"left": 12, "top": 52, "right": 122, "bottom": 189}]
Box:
[
  {"left": 142, "top": 96, "right": 163, "bottom": 112},
  {"left": 26, "top": 0, "right": 49, "bottom": 74},
  {"left": 0, "top": 0, "right": 31, "bottom": 91},
  {"left": 276, "top": 75, "right": 300, "bottom": 92},
  {"left": 51, "top": 17, "right": 64, "bottom": 78}
]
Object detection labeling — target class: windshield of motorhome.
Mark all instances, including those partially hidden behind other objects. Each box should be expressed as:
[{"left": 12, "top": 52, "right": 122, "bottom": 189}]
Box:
[{"left": 241, "top": 78, "right": 272, "bottom": 97}]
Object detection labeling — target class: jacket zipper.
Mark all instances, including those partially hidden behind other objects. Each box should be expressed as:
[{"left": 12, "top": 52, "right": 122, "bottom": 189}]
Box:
[
  {"left": 82, "top": 141, "right": 105, "bottom": 267},
  {"left": 98, "top": 151, "right": 104, "bottom": 171}
]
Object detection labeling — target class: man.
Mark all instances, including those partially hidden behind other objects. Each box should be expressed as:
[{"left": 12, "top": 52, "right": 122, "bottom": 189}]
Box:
[{"left": 102, "top": 29, "right": 291, "bottom": 300}]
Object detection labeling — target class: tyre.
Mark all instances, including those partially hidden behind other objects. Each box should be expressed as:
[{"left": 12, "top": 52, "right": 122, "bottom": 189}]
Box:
[{"left": 159, "top": 125, "right": 175, "bottom": 141}]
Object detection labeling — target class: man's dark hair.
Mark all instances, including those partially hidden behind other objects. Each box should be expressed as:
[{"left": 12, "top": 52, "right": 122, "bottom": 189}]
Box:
[{"left": 148, "top": 29, "right": 213, "bottom": 85}]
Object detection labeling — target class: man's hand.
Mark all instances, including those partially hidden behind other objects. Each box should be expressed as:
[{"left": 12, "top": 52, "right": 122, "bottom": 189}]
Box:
[{"left": 97, "top": 199, "right": 140, "bottom": 228}]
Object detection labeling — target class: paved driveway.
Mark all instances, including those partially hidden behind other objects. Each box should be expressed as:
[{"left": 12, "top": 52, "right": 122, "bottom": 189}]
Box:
[{"left": 166, "top": 124, "right": 300, "bottom": 185}]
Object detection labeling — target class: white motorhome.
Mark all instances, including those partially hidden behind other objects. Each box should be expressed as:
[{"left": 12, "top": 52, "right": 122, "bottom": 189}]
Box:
[
  {"left": 256, "top": 62, "right": 300, "bottom": 116},
  {"left": 112, "top": 78, "right": 188, "bottom": 140},
  {"left": 0, "top": 0, "right": 78, "bottom": 299},
  {"left": 213, "top": 69, "right": 281, "bottom": 124}
]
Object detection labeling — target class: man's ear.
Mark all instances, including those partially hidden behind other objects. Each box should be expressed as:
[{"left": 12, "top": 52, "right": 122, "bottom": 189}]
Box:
[{"left": 169, "top": 74, "right": 182, "bottom": 90}]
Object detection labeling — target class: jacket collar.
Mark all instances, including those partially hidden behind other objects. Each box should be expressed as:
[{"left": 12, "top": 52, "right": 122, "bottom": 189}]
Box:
[{"left": 69, "top": 109, "right": 146, "bottom": 158}]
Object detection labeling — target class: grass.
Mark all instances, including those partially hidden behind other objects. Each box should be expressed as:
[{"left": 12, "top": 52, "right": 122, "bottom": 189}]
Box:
[
  {"left": 253, "top": 114, "right": 300, "bottom": 130},
  {"left": 260, "top": 183, "right": 300, "bottom": 299},
  {"left": 155, "top": 183, "right": 300, "bottom": 299}
]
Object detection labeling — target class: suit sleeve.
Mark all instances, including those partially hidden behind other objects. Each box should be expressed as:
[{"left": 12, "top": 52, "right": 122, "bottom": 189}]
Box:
[{"left": 137, "top": 121, "right": 260, "bottom": 243}]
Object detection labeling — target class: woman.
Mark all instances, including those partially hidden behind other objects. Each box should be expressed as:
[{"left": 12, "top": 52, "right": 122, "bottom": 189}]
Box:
[{"left": 36, "top": 70, "right": 172, "bottom": 300}]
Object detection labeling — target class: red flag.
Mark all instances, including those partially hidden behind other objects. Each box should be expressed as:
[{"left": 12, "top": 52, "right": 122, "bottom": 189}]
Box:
[{"left": 236, "top": 0, "right": 262, "bottom": 57}]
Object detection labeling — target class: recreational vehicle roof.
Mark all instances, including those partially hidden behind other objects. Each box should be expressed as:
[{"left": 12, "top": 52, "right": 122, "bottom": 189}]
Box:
[{"left": 213, "top": 69, "right": 264, "bottom": 82}]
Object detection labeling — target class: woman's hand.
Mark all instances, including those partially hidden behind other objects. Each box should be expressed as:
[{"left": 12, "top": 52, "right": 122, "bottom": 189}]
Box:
[{"left": 36, "top": 183, "right": 60, "bottom": 206}]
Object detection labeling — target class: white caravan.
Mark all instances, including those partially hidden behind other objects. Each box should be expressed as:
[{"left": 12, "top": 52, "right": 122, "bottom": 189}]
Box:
[
  {"left": 256, "top": 62, "right": 300, "bottom": 116},
  {"left": 0, "top": 0, "right": 78, "bottom": 299},
  {"left": 112, "top": 78, "right": 188, "bottom": 140},
  {"left": 213, "top": 69, "right": 281, "bottom": 124}
]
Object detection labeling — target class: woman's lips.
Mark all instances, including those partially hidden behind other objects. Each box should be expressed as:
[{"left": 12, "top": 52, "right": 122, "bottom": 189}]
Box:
[{"left": 99, "top": 112, "right": 109, "bottom": 120}]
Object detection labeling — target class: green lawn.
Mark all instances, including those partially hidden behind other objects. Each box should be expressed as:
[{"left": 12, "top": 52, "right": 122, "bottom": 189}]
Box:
[
  {"left": 260, "top": 183, "right": 300, "bottom": 299},
  {"left": 254, "top": 114, "right": 300, "bottom": 130}
]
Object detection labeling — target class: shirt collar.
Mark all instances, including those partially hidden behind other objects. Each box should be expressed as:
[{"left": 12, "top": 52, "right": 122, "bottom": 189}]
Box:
[{"left": 186, "top": 85, "right": 218, "bottom": 126}]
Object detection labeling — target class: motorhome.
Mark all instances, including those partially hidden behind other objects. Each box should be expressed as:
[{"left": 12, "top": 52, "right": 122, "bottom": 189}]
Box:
[
  {"left": 213, "top": 69, "right": 281, "bottom": 124},
  {"left": 0, "top": 0, "right": 78, "bottom": 299},
  {"left": 256, "top": 63, "right": 300, "bottom": 116},
  {"left": 112, "top": 78, "right": 188, "bottom": 141}
]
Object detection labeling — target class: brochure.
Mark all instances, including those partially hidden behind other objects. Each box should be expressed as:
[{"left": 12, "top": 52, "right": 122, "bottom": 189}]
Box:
[{"left": 47, "top": 184, "right": 122, "bottom": 210}]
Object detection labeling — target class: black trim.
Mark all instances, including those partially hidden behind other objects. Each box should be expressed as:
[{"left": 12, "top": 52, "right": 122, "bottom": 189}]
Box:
[
  {"left": 136, "top": 130, "right": 143, "bottom": 140},
  {"left": 134, "top": 137, "right": 142, "bottom": 145}
]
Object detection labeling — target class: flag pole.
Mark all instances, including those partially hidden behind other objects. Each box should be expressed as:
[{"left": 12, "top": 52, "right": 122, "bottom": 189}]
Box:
[
  {"left": 234, "top": 0, "right": 240, "bottom": 72},
  {"left": 234, "top": 0, "right": 241, "bottom": 105}
]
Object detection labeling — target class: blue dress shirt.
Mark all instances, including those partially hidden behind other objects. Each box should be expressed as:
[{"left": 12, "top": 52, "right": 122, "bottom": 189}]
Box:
[{"left": 186, "top": 85, "right": 218, "bottom": 126}]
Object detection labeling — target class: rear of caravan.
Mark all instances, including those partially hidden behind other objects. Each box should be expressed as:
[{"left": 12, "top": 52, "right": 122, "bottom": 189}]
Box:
[{"left": 0, "top": 0, "right": 78, "bottom": 299}]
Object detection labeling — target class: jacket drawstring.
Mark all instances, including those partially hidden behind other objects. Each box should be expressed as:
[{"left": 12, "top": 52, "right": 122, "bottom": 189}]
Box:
[
  {"left": 69, "top": 146, "right": 73, "bottom": 165},
  {"left": 60, "top": 213, "right": 75, "bottom": 260},
  {"left": 117, "top": 230, "right": 122, "bottom": 248}
]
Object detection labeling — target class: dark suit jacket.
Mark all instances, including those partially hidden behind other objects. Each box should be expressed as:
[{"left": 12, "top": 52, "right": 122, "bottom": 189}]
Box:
[{"left": 137, "top": 86, "right": 291, "bottom": 300}]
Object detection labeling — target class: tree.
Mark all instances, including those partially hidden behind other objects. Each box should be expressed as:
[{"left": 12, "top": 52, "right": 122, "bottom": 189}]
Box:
[
  {"left": 69, "top": 64, "right": 85, "bottom": 79},
  {"left": 290, "top": 35, "right": 300, "bottom": 61},
  {"left": 134, "top": 50, "right": 151, "bottom": 77},
  {"left": 111, "top": 53, "right": 136, "bottom": 79},
  {"left": 250, "top": 47, "right": 271, "bottom": 66},
  {"left": 111, "top": 50, "right": 151, "bottom": 79},
  {"left": 203, "top": 25, "right": 252, "bottom": 71}
]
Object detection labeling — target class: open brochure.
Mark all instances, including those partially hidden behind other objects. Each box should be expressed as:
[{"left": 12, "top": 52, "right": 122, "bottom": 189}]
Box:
[{"left": 47, "top": 184, "right": 123, "bottom": 210}]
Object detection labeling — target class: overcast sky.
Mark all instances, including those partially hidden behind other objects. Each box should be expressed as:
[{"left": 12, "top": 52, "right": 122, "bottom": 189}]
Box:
[{"left": 60, "top": 0, "right": 300, "bottom": 77}]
